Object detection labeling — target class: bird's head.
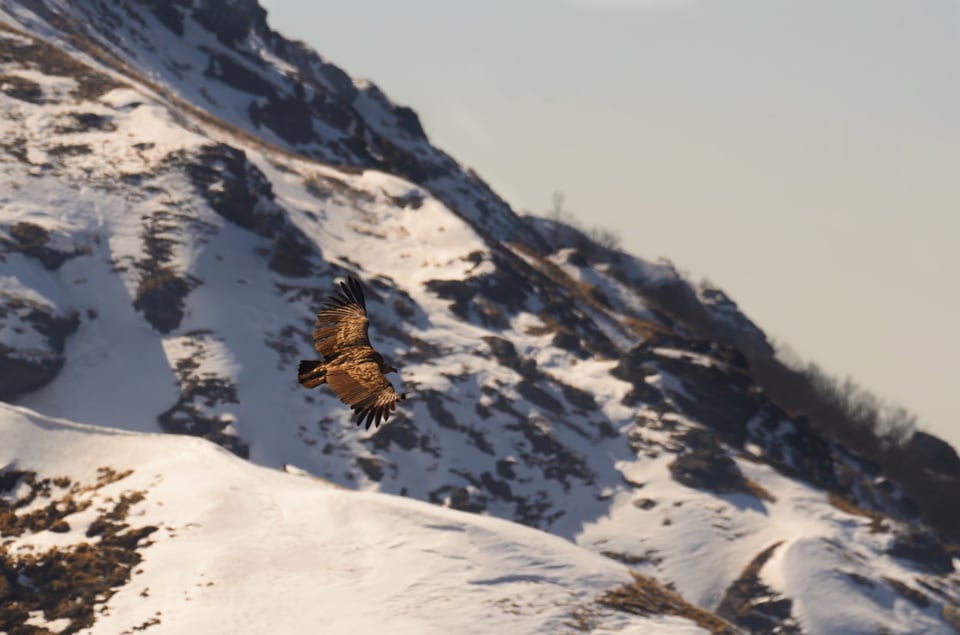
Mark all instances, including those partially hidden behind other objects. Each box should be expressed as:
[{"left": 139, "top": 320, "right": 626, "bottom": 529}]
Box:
[{"left": 373, "top": 353, "right": 398, "bottom": 375}]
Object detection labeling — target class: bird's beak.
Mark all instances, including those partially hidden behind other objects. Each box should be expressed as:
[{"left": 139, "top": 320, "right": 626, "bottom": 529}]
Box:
[{"left": 386, "top": 365, "right": 399, "bottom": 374}]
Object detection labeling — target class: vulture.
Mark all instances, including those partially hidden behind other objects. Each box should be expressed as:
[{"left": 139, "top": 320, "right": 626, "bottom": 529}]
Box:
[{"left": 298, "top": 276, "right": 406, "bottom": 429}]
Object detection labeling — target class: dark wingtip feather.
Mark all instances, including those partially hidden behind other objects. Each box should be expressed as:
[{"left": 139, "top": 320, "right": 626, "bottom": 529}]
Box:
[
  {"left": 347, "top": 276, "right": 366, "bottom": 310},
  {"left": 337, "top": 276, "right": 367, "bottom": 311},
  {"left": 355, "top": 408, "right": 371, "bottom": 430},
  {"left": 322, "top": 276, "right": 367, "bottom": 312},
  {"left": 353, "top": 403, "right": 394, "bottom": 430}
]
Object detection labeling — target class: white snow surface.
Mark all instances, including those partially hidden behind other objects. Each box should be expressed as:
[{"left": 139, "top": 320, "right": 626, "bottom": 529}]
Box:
[{"left": 0, "top": 403, "right": 678, "bottom": 634}]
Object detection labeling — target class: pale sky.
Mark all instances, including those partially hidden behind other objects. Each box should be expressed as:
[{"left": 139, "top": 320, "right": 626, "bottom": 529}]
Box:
[{"left": 259, "top": 0, "right": 959, "bottom": 449}]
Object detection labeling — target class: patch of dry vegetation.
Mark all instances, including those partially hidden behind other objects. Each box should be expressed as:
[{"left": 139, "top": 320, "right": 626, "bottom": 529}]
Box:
[
  {"left": 600, "top": 549, "right": 662, "bottom": 567},
  {"left": 942, "top": 603, "right": 960, "bottom": 633},
  {"left": 747, "top": 345, "right": 960, "bottom": 542},
  {"left": 882, "top": 576, "right": 930, "bottom": 608},
  {"left": 0, "top": 468, "right": 157, "bottom": 634},
  {"left": 623, "top": 314, "right": 674, "bottom": 340},
  {"left": 597, "top": 572, "right": 738, "bottom": 635},
  {"left": 0, "top": 22, "right": 126, "bottom": 100},
  {"left": 509, "top": 241, "right": 627, "bottom": 336},
  {"left": 743, "top": 477, "right": 776, "bottom": 503},
  {"left": 827, "top": 492, "right": 887, "bottom": 532}
]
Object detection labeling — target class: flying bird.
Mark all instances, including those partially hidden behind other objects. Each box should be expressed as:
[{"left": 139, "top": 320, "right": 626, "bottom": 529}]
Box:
[{"left": 298, "top": 276, "right": 406, "bottom": 429}]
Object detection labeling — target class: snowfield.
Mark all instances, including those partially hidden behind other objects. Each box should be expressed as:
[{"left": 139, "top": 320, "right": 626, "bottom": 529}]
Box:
[{"left": 0, "top": 404, "right": 697, "bottom": 634}]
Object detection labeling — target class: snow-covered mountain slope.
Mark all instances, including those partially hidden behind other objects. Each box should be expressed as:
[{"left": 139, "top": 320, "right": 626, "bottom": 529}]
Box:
[
  {"left": 0, "top": 1, "right": 958, "bottom": 633},
  {"left": 0, "top": 0, "right": 531, "bottom": 248},
  {"left": 1, "top": 403, "right": 717, "bottom": 634}
]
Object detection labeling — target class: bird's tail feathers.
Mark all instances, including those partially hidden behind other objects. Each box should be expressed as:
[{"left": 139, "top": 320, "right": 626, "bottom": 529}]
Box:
[{"left": 298, "top": 360, "right": 327, "bottom": 388}]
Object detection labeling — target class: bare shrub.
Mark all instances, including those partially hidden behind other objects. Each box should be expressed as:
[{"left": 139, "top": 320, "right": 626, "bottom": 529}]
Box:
[
  {"left": 747, "top": 341, "right": 960, "bottom": 541},
  {"left": 545, "top": 190, "right": 621, "bottom": 254}
]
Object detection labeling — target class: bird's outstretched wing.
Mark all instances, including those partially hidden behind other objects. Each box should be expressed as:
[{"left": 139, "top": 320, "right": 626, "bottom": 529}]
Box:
[
  {"left": 326, "top": 361, "right": 405, "bottom": 429},
  {"left": 313, "top": 277, "right": 370, "bottom": 358}
]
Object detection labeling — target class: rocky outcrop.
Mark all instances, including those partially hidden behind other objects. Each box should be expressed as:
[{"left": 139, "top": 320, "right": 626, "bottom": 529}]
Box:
[
  {"left": 668, "top": 429, "right": 754, "bottom": 497},
  {"left": 180, "top": 143, "right": 317, "bottom": 279},
  {"left": 716, "top": 542, "right": 801, "bottom": 634},
  {"left": 2, "top": 222, "right": 86, "bottom": 270},
  {"left": 887, "top": 528, "right": 955, "bottom": 574},
  {"left": 0, "top": 293, "right": 78, "bottom": 401}
]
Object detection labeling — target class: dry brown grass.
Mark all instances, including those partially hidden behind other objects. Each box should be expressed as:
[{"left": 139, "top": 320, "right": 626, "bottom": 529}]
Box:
[
  {"left": 744, "top": 477, "right": 777, "bottom": 503},
  {"left": 598, "top": 572, "right": 738, "bottom": 635},
  {"left": 0, "top": 21, "right": 126, "bottom": 100},
  {"left": 0, "top": 467, "right": 157, "bottom": 633},
  {"left": 623, "top": 315, "right": 674, "bottom": 339},
  {"left": 0, "top": 15, "right": 310, "bottom": 174},
  {"left": 524, "top": 318, "right": 559, "bottom": 337},
  {"left": 600, "top": 549, "right": 662, "bottom": 567},
  {"left": 564, "top": 606, "right": 597, "bottom": 632},
  {"left": 942, "top": 603, "right": 960, "bottom": 633},
  {"left": 827, "top": 491, "right": 888, "bottom": 532},
  {"left": 882, "top": 576, "right": 930, "bottom": 608},
  {"left": 509, "top": 241, "right": 659, "bottom": 344}
]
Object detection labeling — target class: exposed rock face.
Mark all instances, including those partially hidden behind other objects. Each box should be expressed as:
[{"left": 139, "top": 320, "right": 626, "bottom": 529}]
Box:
[
  {"left": 193, "top": 0, "right": 271, "bottom": 46},
  {"left": 697, "top": 285, "right": 775, "bottom": 359},
  {"left": 3, "top": 221, "right": 86, "bottom": 270},
  {"left": 887, "top": 528, "right": 955, "bottom": 575},
  {"left": 133, "top": 270, "right": 197, "bottom": 334},
  {"left": 716, "top": 542, "right": 801, "bottom": 634},
  {"left": 182, "top": 143, "right": 316, "bottom": 278},
  {"left": 0, "top": 73, "right": 43, "bottom": 103},
  {"left": 157, "top": 333, "right": 248, "bottom": 457},
  {"left": 668, "top": 430, "right": 753, "bottom": 496},
  {"left": 182, "top": 144, "right": 276, "bottom": 231},
  {"left": 0, "top": 293, "right": 78, "bottom": 401},
  {"left": 131, "top": 0, "right": 192, "bottom": 37}
]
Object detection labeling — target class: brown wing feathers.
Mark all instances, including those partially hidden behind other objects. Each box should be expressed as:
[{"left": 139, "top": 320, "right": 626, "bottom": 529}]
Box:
[
  {"left": 326, "top": 362, "right": 404, "bottom": 430},
  {"left": 301, "top": 276, "right": 406, "bottom": 429},
  {"left": 312, "top": 277, "right": 370, "bottom": 358}
]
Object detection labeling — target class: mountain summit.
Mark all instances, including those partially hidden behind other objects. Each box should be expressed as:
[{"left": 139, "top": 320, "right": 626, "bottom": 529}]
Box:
[{"left": 0, "top": 1, "right": 958, "bottom": 633}]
